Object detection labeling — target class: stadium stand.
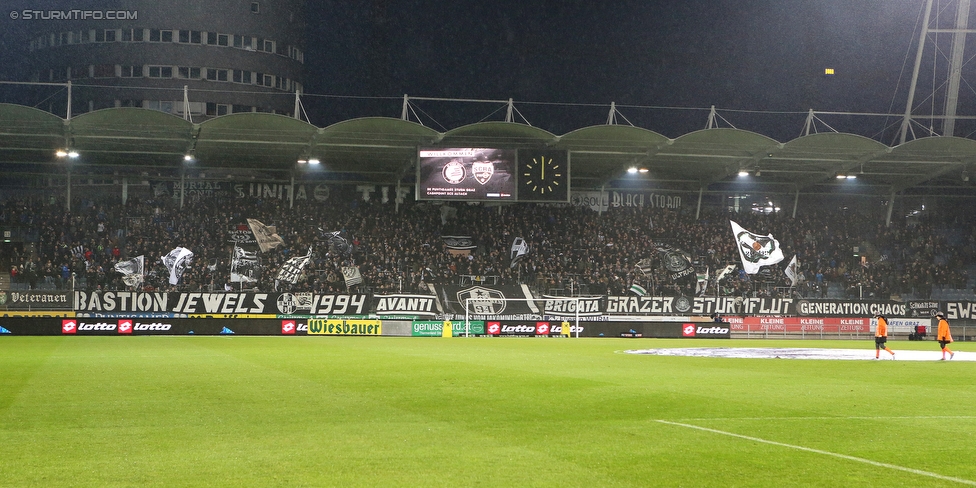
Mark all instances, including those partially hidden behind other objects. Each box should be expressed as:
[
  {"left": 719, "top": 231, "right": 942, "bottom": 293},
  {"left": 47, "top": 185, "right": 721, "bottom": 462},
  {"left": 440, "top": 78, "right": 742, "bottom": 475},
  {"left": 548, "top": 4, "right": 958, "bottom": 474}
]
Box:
[{"left": 3, "top": 192, "right": 974, "bottom": 300}]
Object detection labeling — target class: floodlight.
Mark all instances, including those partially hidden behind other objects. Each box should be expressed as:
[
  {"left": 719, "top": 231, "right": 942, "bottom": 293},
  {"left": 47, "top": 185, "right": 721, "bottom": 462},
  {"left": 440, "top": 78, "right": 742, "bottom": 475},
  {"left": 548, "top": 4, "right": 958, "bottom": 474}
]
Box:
[
  {"left": 308, "top": 158, "right": 320, "bottom": 165},
  {"left": 738, "top": 170, "right": 749, "bottom": 177},
  {"left": 627, "top": 167, "right": 638, "bottom": 174},
  {"left": 638, "top": 168, "right": 649, "bottom": 173}
]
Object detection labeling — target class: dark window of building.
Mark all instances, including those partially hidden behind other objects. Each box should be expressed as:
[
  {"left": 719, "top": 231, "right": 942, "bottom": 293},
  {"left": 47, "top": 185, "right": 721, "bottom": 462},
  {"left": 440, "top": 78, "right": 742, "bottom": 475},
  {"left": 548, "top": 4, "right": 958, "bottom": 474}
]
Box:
[
  {"left": 233, "top": 104, "right": 252, "bottom": 113},
  {"left": 162, "top": 30, "right": 173, "bottom": 42},
  {"left": 148, "top": 66, "right": 172, "bottom": 78},
  {"left": 233, "top": 70, "right": 242, "bottom": 83},
  {"left": 178, "top": 67, "right": 189, "bottom": 78},
  {"left": 105, "top": 30, "right": 117, "bottom": 42},
  {"left": 95, "top": 29, "right": 105, "bottom": 42},
  {"left": 217, "top": 34, "right": 229, "bottom": 46},
  {"left": 206, "top": 32, "right": 217, "bottom": 45},
  {"left": 216, "top": 69, "right": 228, "bottom": 81},
  {"left": 122, "top": 29, "right": 132, "bottom": 41},
  {"left": 250, "top": 2, "right": 260, "bottom": 14},
  {"left": 191, "top": 31, "right": 202, "bottom": 44},
  {"left": 120, "top": 99, "right": 142, "bottom": 108},
  {"left": 242, "top": 71, "right": 252, "bottom": 84},
  {"left": 264, "top": 40, "right": 274, "bottom": 52},
  {"left": 121, "top": 66, "right": 142, "bottom": 78},
  {"left": 179, "top": 30, "right": 190, "bottom": 43},
  {"left": 149, "top": 29, "right": 161, "bottom": 42},
  {"left": 93, "top": 64, "right": 115, "bottom": 78},
  {"left": 134, "top": 28, "right": 144, "bottom": 42},
  {"left": 81, "top": 30, "right": 91, "bottom": 43},
  {"left": 206, "top": 68, "right": 216, "bottom": 81},
  {"left": 263, "top": 74, "right": 273, "bottom": 87}
]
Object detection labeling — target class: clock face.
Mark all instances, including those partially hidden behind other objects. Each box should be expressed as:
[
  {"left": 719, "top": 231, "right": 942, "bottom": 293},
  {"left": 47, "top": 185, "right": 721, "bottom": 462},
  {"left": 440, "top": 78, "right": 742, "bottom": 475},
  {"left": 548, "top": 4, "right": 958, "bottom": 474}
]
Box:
[{"left": 518, "top": 150, "right": 569, "bottom": 201}]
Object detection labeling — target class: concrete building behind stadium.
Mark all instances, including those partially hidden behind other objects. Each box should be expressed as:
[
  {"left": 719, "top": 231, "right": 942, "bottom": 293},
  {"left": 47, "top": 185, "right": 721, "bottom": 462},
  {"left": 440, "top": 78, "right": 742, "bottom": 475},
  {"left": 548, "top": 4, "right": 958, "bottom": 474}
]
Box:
[{"left": 20, "top": 0, "right": 305, "bottom": 118}]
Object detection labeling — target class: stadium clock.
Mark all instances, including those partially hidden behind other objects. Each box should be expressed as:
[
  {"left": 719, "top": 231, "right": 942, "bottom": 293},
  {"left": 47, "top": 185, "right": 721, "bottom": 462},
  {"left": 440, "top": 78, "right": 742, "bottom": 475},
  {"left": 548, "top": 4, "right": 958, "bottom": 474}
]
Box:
[{"left": 517, "top": 149, "right": 569, "bottom": 202}]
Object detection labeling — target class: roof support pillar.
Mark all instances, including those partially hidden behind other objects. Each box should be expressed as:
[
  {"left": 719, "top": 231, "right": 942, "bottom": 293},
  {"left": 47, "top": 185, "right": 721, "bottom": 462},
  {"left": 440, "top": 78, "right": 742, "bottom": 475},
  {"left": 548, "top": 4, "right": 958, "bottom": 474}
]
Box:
[
  {"left": 122, "top": 177, "right": 128, "bottom": 205},
  {"left": 505, "top": 98, "right": 514, "bottom": 123},
  {"left": 289, "top": 172, "right": 295, "bottom": 209},
  {"left": 183, "top": 85, "right": 192, "bottom": 122},
  {"left": 900, "top": 0, "right": 935, "bottom": 144},
  {"left": 294, "top": 90, "right": 302, "bottom": 120},
  {"left": 401, "top": 95, "right": 409, "bottom": 121},
  {"left": 803, "top": 109, "right": 814, "bottom": 136},
  {"left": 65, "top": 167, "right": 71, "bottom": 212},
  {"left": 706, "top": 105, "right": 717, "bottom": 129},
  {"left": 695, "top": 186, "right": 704, "bottom": 221},
  {"left": 792, "top": 188, "right": 800, "bottom": 219},
  {"left": 179, "top": 168, "right": 185, "bottom": 209},
  {"left": 66, "top": 80, "right": 72, "bottom": 120},
  {"left": 885, "top": 189, "right": 896, "bottom": 227}
]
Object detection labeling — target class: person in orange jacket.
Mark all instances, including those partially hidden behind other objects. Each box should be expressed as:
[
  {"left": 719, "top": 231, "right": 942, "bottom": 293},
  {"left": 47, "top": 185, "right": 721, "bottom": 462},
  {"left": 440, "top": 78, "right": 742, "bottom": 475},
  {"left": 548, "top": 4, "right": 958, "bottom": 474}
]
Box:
[
  {"left": 874, "top": 314, "right": 895, "bottom": 359},
  {"left": 935, "top": 312, "right": 954, "bottom": 360}
]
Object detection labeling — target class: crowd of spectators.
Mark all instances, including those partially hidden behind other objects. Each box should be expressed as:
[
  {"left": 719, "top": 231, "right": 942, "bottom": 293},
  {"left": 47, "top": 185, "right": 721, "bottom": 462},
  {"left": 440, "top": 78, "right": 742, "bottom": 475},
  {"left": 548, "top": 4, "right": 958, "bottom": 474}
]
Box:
[{"left": 3, "top": 188, "right": 975, "bottom": 300}]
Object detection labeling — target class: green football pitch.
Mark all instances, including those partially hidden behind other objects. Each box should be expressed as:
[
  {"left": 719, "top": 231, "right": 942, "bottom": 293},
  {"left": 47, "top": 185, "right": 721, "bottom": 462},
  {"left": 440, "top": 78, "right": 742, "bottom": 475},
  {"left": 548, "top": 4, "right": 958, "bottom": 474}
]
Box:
[{"left": 2, "top": 336, "right": 973, "bottom": 487}]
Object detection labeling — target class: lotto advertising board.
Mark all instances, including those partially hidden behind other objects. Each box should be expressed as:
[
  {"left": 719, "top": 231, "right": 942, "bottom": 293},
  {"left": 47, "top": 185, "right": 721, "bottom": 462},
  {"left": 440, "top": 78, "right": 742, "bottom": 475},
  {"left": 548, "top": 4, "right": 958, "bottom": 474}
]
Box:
[{"left": 483, "top": 320, "right": 729, "bottom": 338}]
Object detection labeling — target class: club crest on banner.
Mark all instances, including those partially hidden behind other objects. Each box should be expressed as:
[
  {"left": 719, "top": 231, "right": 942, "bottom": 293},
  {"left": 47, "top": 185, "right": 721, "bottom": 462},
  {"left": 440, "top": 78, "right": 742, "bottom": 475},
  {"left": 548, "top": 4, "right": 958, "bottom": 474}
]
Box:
[{"left": 457, "top": 286, "right": 506, "bottom": 315}]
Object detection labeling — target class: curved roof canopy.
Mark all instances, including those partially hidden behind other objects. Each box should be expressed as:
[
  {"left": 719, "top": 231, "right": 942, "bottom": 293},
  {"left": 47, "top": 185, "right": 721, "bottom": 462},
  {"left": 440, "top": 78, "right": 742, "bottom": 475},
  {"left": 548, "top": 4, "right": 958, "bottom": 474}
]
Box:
[{"left": 0, "top": 104, "right": 973, "bottom": 196}]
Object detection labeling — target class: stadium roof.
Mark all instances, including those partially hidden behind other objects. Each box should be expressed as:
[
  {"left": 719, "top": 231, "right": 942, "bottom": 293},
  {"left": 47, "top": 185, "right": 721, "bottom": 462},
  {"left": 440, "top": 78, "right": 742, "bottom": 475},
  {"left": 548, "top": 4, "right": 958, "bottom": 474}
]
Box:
[{"left": 1, "top": 103, "right": 975, "bottom": 198}]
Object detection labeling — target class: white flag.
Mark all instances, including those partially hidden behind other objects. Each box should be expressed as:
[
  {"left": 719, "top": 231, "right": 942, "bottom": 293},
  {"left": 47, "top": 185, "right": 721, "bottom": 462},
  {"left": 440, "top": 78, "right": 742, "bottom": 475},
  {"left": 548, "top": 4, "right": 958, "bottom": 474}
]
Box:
[
  {"left": 342, "top": 266, "right": 363, "bottom": 288},
  {"left": 696, "top": 266, "right": 709, "bottom": 296},
  {"left": 276, "top": 248, "right": 312, "bottom": 284},
  {"left": 784, "top": 255, "right": 799, "bottom": 287},
  {"left": 161, "top": 247, "right": 194, "bottom": 285},
  {"left": 510, "top": 237, "right": 529, "bottom": 268},
  {"left": 230, "top": 246, "right": 259, "bottom": 283},
  {"left": 715, "top": 264, "right": 736, "bottom": 282},
  {"left": 246, "top": 219, "right": 285, "bottom": 253},
  {"left": 730, "top": 220, "right": 784, "bottom": 274},
  {"left": 114, "top": 255, "right": 145, "bottom": 287}
]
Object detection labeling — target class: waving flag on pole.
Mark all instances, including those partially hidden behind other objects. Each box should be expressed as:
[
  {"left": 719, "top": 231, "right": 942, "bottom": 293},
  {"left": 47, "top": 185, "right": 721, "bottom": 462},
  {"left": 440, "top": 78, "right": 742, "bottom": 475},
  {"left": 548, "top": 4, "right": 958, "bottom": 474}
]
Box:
[
  {"left": 276, "top": 247, "right": 312, "bottom": 284},
  {"left": 510, "top": 237, "right": 529, "bottom": 268},
  {"left": 730, "top": 220, "right": 784, "bottom": 274},
  {"left": 784, "top": 255, "right": 799, "bottom": 287},
  {"left": 114, "top": 255, "right": 145, "bottom": 287},
  {"left": 161, "top": 247, "right": 193, "bottom": 285},
  {"left": 230, "top": 246, "right": 259, "bottom": 283},
  {"left": 246, "top": 219, "right": 285, "bottom": 253}
]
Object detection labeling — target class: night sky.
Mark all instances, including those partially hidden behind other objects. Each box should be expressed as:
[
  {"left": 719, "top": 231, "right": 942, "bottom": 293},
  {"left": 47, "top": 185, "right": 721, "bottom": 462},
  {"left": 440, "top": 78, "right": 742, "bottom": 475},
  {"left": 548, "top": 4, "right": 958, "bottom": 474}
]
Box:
[
  {"left": 304, "top": 0, "right": 924, "bottom": 139},
  {"left": 0, "top": 1, "right": 934, "bottom": 140}
]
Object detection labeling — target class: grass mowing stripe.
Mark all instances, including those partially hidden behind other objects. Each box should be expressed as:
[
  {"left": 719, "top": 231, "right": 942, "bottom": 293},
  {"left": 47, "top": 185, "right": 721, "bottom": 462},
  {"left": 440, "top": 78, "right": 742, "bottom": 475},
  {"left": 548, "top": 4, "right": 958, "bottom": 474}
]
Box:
[{"left": 656, "top": 420, "right": 976, "bottom": 486}]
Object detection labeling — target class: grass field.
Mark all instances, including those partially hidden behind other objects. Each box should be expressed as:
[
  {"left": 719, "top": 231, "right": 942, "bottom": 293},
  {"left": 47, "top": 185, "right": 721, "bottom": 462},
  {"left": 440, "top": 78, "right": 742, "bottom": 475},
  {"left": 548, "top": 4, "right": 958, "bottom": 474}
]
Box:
[{"left": 1, "top": 336, "right": 974, "bottom": 487}]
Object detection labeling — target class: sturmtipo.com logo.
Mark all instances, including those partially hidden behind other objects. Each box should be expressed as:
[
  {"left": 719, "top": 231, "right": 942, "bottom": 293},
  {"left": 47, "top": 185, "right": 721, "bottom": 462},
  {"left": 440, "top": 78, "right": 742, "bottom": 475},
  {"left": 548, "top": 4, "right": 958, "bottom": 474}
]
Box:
[{"left": 9, "top": 9, "right": 138, "bottom": 20}]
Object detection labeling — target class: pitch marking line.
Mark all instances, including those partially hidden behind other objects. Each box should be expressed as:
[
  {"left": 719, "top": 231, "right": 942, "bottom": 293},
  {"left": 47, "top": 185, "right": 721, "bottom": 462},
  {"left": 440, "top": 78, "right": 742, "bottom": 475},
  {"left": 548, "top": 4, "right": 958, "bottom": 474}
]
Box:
[
  {"left": 656, "top": 419, "right": 976, "bottom": 486},
  {"left": 674, "top": 415, "right": 976, "bottom": 422}
]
